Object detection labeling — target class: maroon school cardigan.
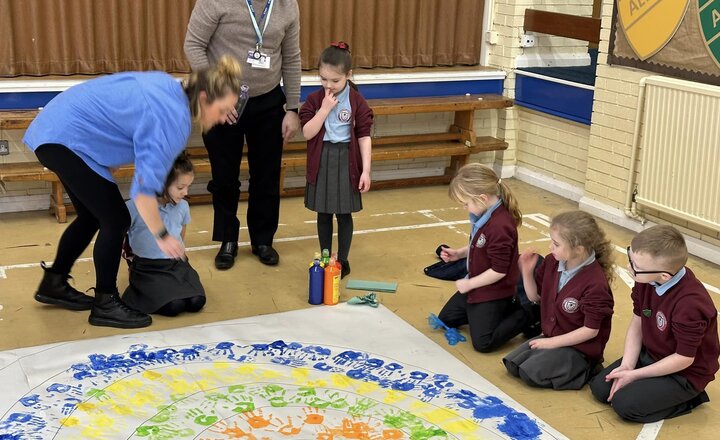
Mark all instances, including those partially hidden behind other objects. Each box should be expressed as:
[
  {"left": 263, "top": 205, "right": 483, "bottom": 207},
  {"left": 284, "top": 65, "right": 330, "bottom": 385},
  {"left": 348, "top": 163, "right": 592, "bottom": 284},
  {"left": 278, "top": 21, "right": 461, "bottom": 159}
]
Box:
[
  {"left": 299, "top": 86, "right": 374, "bottom": 190},
  {"left": 466, "top": 204, "right": 520, "bottom": 303},
  {"left": 535, "top": 254, "right": 614, "bottom": 362},
  {"left": 631, "top": 268, "right": 720, "bottom": 392}
]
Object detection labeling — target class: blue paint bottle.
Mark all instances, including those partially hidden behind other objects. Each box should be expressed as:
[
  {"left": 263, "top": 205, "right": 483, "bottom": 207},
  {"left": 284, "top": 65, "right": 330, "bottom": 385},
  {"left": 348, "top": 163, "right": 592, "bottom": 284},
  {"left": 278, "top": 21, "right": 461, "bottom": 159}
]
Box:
[{"left": 309, "top": 259, "right": 324, "bottom": 305}]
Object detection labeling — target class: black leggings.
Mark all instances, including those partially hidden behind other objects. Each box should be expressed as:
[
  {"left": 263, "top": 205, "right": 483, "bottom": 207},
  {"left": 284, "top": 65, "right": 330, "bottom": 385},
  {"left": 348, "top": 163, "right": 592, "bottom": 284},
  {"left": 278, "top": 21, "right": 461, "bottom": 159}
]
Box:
[
  {"left": 34, "top": 144, "right": 130, "bottom": 292},
  {"left": 155, "top": 296, "right": 206, "bottom": 317},
  {"left": 317, "top": 213, "right": 353, "bottom": 261}
]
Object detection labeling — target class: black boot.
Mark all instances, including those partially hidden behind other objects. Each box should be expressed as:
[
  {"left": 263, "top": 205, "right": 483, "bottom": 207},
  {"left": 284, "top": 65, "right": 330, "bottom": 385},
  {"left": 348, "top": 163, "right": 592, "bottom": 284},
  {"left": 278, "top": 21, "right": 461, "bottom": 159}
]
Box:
[
  {"left": 522, "top": 302, "right": 542, "bottom": 339},
  {"left": 34, "top": 262, "right": 94, "bottom": 311},
  {"left": 89, "top": 289, "right": 152, "bottom": 329},
  {"left": 339, "top": 260, "right": 351, "bottom": 279},
  {"left": 215, "top": 241, "right": 238, "bottom": 270}
]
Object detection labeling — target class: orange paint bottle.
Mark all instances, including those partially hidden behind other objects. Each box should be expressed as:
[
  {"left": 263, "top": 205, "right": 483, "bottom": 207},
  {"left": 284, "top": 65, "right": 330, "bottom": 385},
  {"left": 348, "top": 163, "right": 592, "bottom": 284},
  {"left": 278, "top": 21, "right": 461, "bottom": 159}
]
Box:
[{"left": 323, "top": 257, "right": 341, "bottom": 305}]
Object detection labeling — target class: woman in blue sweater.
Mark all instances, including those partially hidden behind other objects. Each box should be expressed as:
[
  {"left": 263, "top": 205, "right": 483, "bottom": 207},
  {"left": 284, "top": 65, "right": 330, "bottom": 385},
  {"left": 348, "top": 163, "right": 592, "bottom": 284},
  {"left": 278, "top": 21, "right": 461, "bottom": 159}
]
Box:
[{"left": 23, "top": 56, "right": 242, "bottom": 329}]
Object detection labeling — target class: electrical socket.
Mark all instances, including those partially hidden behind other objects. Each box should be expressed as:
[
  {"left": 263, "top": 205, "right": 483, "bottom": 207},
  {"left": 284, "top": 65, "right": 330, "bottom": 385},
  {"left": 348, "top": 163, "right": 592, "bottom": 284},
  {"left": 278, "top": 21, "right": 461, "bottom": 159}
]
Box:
[
  {"left": 0, "top": 140, "right": 10, "bottom": 156},
  {"left": 520, "top": 34, "right": 536, "bottom": 48}
]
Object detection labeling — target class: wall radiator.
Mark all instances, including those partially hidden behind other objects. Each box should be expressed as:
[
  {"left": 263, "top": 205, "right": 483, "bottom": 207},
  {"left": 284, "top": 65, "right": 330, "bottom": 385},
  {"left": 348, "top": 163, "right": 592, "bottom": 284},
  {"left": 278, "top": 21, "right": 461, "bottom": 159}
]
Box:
[{"left": 634, "top": 76, "right": 720, "bottom": 231}]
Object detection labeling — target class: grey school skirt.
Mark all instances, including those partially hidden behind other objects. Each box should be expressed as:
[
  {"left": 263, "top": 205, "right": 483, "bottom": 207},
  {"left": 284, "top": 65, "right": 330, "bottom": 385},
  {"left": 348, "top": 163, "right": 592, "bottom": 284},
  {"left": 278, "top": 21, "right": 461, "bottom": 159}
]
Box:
[{"left": 304, "top": 141, "right": 362, "bottom": 214}]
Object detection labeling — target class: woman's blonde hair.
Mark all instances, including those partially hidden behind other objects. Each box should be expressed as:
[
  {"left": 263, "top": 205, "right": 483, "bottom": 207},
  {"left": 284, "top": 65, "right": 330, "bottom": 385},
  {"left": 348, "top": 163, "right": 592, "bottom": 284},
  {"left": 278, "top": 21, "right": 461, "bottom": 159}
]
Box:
[
  {"left": 449, "top": 163, "right": 522, "bottom": 227},
  {"left": 184, "top": 55, "right": 243, "bottom": 124},
  {"left": 551, "top": 210, "right": 615, "bottom": 284}
]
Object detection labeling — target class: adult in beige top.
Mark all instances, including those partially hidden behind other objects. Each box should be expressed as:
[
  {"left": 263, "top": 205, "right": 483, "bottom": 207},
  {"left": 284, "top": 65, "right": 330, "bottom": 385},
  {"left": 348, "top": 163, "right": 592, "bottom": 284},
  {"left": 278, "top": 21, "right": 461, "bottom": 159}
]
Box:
[{"left": 185, "top": 0, "right": 301, "bottom": 269}]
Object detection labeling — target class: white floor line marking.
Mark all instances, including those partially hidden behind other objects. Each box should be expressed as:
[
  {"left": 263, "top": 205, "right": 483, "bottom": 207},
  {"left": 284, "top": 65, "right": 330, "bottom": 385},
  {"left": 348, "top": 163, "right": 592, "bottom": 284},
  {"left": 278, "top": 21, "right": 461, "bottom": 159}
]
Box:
[
  {"left": 703, "top": 282, "right": 720, "bottom": 295},
  {"left": 524, "top": 213, "right": 551, "bottom": 227},
  {"left": 636, "top": 420, "right": 663, "bottom": 440},
  {"left": 615, "top": 266, "right": 635, "bottom": 288},
  {"left": 0, "top": 220, "right": 469, "bottom": 277}
]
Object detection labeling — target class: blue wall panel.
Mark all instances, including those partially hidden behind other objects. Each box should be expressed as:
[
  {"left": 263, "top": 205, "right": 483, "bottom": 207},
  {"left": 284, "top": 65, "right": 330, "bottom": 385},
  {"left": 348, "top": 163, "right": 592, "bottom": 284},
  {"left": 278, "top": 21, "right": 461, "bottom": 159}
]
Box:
[
  {"left": 2, "top": 80, "right": 504, "bottom": 110},
  {"left": 0, "top": 92, "right": 62, "bottom": 111},
  {"left": 515, "top": 73, "right": 593, "bottom": 125},
  {"left": 301, "top": 80, "right": 504, "bottom": 101}
]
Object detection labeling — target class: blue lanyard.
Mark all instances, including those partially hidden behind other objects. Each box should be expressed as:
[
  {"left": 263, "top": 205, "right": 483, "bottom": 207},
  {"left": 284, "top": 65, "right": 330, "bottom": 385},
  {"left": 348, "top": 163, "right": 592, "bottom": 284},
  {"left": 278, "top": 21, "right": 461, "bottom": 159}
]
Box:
[{"left": 246, "top": 0, "right": 274, "bottom": 50}]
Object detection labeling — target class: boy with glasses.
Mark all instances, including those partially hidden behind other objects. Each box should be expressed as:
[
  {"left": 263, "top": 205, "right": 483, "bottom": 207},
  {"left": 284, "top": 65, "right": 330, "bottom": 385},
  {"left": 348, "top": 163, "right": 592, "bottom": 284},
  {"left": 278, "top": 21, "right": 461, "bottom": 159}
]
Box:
[{"left": 589, "top": 225, "right": 719, "bottom": 422}]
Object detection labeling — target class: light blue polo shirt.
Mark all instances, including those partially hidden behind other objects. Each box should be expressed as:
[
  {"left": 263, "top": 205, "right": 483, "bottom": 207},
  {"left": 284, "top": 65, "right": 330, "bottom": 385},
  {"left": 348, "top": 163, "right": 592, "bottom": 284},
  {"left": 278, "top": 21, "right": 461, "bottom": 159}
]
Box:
[
  {"left": 126, "top": 199, "right": 190, "bottom": 259},
  {"left": 323, "top": 84, "right": 352, "bottom": 143},
  {"left": 651, "top": 267, "right": 687, "bottom": 296},
  {"left": 557, "top": 251, "right": 596, "bottom": 290}
]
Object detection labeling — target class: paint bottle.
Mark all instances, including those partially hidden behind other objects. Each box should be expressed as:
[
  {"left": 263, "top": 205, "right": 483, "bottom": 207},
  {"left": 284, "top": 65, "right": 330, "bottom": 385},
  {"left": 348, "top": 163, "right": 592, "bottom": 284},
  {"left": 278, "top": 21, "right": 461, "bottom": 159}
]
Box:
[
  {"left": 331, "top": 252, "right": 342, "bottom": 271},
  {"left": 324, "top": 257, "right": 341, "bottom": 305},
  {"left": 308, "top": 259, "right": 324, "bottom": 305},
  {"left": 321, "top": 248, "right": 330, "bottom": 267},
  {"left": 309, "top": 251, "right": 322, "bottom": 268}
]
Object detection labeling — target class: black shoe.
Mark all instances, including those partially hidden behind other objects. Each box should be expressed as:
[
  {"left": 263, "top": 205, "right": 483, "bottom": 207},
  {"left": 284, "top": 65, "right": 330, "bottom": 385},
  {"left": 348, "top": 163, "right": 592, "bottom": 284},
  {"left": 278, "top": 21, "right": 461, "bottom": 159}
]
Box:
[
  {"left": 339, "top": 260, "right": 351, "bottom": 279},
  {"left": 215, "top": 241, "right": 238, "bottom": 270},
  {"left": 251, "top": 245, "right": 279, "bottom": 265},
  {"left": 34, "top": 262, "right": 94, "bottom": 311},
  {"left": 88, "top": 290, "right": 152, "bottom": 329},
  {"left": 522, "top": 302, "right": 542, "bottom": 339},
  {"left": 435, "top": 244, "right": 449, "bottom": 258}
]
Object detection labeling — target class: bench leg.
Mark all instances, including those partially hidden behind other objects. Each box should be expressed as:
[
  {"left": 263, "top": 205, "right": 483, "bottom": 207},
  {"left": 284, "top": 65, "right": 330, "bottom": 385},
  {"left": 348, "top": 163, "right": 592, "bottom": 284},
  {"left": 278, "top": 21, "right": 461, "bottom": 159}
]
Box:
[
  {"left": 278, "top": 165, "right": 287, "bottom": 197},
  {"left": 451, "top": 110, "right": 477, "bottom": 146},
  {"left": 50, "top": 182, "right": 67, "bottom": 223},
  {"left": 445, "top": 155, "right": 469, "bottom": 179}
]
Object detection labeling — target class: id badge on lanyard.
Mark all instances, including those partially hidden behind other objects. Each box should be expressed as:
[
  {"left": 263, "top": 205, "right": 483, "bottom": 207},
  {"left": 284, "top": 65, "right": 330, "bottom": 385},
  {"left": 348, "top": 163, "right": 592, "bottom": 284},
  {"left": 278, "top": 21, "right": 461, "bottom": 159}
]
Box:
[{"left": 245, "top": 0, "right": 273, "bottom": 69}]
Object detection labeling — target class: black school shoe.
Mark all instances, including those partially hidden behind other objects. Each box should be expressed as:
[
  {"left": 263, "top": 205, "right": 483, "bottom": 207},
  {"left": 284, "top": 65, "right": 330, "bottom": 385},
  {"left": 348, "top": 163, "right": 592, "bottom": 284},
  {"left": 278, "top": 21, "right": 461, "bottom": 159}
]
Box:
[
  {"left": 34, "top": 262, "right": 94, "bottom": 311},
  {"left": 339, "top": 260, "right": 351, "bottom": 279},
  {"left": 215, "top": 241, "right": 238, "bottom": 270},
  {"left": 522, "top": 302, "right": 542, "bottom": 339},
  {"left": 251, "top": 245, "right": 279, "bottom": 266},
  {"left": 88, "top": 290, "right": 152, "bottom": 329}
]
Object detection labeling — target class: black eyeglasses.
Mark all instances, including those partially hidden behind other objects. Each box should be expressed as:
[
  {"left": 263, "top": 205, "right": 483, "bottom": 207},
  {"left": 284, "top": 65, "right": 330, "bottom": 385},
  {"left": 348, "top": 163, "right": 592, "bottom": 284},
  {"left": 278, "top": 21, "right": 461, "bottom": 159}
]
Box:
[{"left": 626, "top": 246, "right": 677, "bottom": 277}]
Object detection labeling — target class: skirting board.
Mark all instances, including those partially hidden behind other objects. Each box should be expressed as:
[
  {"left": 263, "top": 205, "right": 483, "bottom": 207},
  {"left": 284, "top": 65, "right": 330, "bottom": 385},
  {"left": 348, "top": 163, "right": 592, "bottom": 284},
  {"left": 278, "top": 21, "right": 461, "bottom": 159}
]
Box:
[
  {"left": 513, "top": 166, "right": 720, "bottom": 266},
  {"left": 579, "top": 197, "right": 720, "bottom": 267},
  {"left": 513, "top": 166, "right": 584, "bottom": 202}
]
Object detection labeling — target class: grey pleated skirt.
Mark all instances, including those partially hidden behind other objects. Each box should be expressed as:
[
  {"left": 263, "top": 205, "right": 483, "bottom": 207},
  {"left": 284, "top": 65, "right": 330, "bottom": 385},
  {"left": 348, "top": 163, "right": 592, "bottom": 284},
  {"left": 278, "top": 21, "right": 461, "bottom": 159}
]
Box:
[{"left": 305, "top": 141, "right": 362, "bottom": 214}]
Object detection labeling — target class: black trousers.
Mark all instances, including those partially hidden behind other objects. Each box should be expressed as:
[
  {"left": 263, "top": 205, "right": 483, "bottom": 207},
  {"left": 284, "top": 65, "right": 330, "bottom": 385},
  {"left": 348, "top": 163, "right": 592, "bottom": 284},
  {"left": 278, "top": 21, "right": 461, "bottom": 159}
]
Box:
[
  {"left": 438, "top": 292, "right": 527, "bottom": 353},
  {"left": 589, "top": 349, "right": 709, "bottom": 423},
  {"left": 34, "top": 144, "right": 130, "bottom": 292},
  {"left": 203, "top": 85, "right": 286, "bottom": 245}
]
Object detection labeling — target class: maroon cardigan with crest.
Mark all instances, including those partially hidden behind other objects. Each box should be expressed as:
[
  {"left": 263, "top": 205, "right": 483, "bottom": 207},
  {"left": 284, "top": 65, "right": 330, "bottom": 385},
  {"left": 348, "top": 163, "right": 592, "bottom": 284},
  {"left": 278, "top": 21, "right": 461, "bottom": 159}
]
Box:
[{"left": 299, "top": 86, "right": 374, "bottom": 190}]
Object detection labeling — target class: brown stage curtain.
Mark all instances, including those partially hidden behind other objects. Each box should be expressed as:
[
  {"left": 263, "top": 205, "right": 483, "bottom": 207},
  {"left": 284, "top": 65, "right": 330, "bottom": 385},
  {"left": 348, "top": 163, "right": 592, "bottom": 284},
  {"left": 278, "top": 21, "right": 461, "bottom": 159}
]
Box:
[
  {"left": 0, "top": 0, "right": 194, "bottom": 76},
  {"left": 299, "top": 0, "right": 484, "bottom": 69},
  {"left": 0, "top": 0, "right": 483, "bottom": 77}
]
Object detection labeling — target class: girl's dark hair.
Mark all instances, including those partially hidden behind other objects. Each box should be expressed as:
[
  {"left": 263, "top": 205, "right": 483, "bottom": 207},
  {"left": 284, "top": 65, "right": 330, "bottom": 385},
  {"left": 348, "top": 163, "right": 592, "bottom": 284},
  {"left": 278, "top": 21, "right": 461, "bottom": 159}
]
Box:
[
  {"left": 160, "top": 152, "right": 194, "bottom": 205},
  {"left": 319, "top": 41, "right": 357, "bottom": 90}
]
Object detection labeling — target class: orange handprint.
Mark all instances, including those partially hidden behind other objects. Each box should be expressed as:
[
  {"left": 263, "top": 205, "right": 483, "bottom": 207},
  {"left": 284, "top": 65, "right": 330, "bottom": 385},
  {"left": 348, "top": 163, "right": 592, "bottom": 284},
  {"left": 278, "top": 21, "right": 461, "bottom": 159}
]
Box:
[
  {"left": 303, "top": 407, "right": 326, "bottom": 425},
  {"left": 242, "top": 409, "right": 272, "bottom": 429}
]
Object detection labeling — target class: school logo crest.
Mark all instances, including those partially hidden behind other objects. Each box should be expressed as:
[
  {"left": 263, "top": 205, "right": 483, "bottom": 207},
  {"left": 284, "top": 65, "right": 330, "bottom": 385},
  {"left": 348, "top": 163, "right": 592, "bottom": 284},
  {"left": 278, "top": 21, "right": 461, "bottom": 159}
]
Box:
[
  {"left": 338, "top": 108, "right": 351, "bottom": 123},
  {"left": 476, "top": 233, "right": 486, "bottom": 248},
  {"left": 698, "top": 0, "right": 720, "bottom": 68},
  {"left": 656, "top": 311, "right": 668, "bottom": 331},
  {"left": 617, "top": 0, "right": 689, "bottom": 60},
  {"left": 562, "top": 297, "right": 579, "bottom": 313}
]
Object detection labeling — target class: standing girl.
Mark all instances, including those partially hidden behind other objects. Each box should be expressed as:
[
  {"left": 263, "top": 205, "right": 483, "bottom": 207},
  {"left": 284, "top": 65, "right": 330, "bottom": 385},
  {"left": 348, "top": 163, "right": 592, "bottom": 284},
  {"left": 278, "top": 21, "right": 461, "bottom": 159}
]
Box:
[
  {"left": 300, "top": 42, "right": 373, "bottom": 279},
  {"left": 122, "top": 153, "right": 206, "bottom": 317},
  {"left": 503, "top": 210, "right": 614, "bottom": 390},
  {"left": 437, "top": 163, "right": 526, "bottom": 353}
]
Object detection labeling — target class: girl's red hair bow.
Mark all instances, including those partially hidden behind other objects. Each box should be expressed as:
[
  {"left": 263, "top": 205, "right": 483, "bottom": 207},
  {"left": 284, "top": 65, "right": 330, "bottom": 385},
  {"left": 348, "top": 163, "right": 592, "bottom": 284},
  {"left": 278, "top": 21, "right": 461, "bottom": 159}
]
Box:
[{"left": 331, "top": 41, "right": 348, "bottom": 50}]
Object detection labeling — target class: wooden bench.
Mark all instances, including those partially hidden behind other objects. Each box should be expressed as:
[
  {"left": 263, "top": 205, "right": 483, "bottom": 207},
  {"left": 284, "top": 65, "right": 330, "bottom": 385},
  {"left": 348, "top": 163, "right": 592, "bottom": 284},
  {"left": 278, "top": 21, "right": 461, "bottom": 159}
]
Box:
[
  {"left": 1, "top": 93, "right": 512, "bottom": 222},
  {"left": 523, "top": 9, "right": 601, "bottom": 44}
]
